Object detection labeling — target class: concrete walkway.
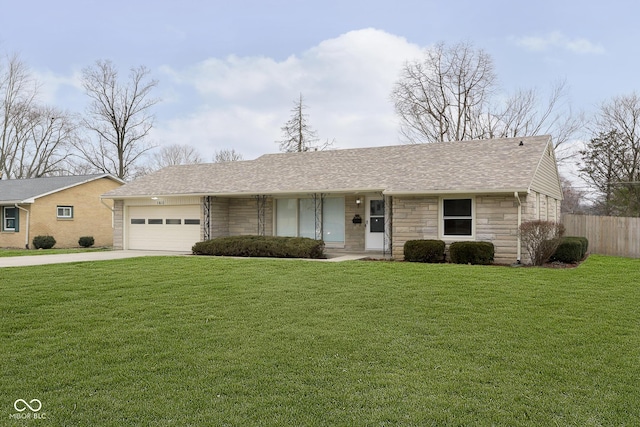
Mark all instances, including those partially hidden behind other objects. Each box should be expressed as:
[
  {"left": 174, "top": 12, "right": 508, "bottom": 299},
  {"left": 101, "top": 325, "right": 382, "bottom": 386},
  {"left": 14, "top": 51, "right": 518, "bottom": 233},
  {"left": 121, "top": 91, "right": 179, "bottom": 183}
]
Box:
[
  {"left": 0, "top": 250, "right": 382, "bottom": 268},
  {"left": 0, "top": 250, "right": 188, "bottom": 268}
]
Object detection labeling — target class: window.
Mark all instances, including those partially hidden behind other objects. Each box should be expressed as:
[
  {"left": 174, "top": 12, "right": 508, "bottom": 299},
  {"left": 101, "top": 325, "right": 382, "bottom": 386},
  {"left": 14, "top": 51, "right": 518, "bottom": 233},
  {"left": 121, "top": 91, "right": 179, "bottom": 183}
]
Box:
[
  {"left": 323, "top": 197, "right": 345, "bottom": 242},
  {"left": 3, "top": 207, "right": 18, "bottom": 231},
  {"left": 57, "top": 206, "right": 73, "bottom": 219},
  {"left": 276, "top": 199, "right": 297, "bottom": 237},
  {"left": 165, "top": 219, "right": 182, "bottom": 225},
  {"left": 148, "top": 219, "right": 163, "bottom": 225},
  {"left": 276, "top": 197, "right": 345, "bottom": 243},
  {"left": 442, "top": 198, "right": 473, "bottom": 237},
  {"left": 185, "top": 219, "right": 200, "bottom": 225},
  {"left": 131, "top": 219, "right": 145, "bottom": 224}
]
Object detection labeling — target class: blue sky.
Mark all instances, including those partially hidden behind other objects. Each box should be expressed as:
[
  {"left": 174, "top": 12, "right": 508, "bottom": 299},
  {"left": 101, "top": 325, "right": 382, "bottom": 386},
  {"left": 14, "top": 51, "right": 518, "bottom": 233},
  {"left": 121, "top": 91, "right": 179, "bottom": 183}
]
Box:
[{"left": 1, "top": 0, "right": 637, "bottom": 178}]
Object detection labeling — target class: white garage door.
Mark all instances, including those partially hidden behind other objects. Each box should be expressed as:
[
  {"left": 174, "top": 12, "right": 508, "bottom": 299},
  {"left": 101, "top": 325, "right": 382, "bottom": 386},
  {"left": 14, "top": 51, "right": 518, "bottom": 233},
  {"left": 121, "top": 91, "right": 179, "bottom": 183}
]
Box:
[{"left": 127, "top": 205, "right": 202, "bottom": 251}]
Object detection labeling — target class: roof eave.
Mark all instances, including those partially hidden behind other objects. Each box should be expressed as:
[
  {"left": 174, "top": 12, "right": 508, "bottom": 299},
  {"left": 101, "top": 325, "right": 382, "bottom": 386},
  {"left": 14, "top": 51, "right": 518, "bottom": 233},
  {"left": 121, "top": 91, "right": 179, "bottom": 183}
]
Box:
[
  {"left": 383, "top": 188, "right": 531, "bottom": 196},
  {"left": 102, "top": 187, "right": 388, "bottom": 199}
]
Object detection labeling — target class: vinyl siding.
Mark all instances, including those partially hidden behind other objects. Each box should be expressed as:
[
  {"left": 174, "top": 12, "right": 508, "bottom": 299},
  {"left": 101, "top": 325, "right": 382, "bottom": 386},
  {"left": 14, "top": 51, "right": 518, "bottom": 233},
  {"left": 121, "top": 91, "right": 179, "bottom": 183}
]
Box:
[{"left": 529, "top": 140, "right": 563, "bottom": 200}]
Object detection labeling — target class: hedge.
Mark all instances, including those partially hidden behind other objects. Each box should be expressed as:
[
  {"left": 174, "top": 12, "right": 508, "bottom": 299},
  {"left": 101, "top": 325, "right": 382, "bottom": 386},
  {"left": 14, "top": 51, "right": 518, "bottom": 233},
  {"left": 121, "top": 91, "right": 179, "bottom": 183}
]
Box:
[
  {"left": 449, "top": 241, "right": 494, "bottom": 265},
  {"left": 192, "top": 235, "right": 325, "bottom": 259},
  {"left": 550, "top": 236, "right": 589, "bottom": 264},
  {"left": 404, "top": 239, "right": 446, "bottom": 263},
  {"left": 32, "top": 235, "right": 56, "bottom": 250},
  {"left": 78, "top": 236, "right": 95, "bottom": 248}
]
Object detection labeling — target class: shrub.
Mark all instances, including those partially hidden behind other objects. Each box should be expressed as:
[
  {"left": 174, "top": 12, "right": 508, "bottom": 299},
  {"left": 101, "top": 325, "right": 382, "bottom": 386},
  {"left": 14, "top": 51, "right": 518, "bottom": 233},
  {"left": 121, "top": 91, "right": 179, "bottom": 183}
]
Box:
[
  {"left": 404, "top": 239, "right": 446, "bottom": 263},
  {"left": 551, "top": 236, "right": 589, "bottom": 263},
  {"left": 32, "top": 235, "right": 56, "bottom": 250},
  {"left": 192, "top": 235, "right": 325, "bottom": 259},
  {"left": 449, "top": 241, "right": 494, "bottom": 265},
  {"left": 78, "top": 236, "right": 95, "bottom": 248},
  {"left": 519, "top": 220, "right": 565, "bottom": 266}
]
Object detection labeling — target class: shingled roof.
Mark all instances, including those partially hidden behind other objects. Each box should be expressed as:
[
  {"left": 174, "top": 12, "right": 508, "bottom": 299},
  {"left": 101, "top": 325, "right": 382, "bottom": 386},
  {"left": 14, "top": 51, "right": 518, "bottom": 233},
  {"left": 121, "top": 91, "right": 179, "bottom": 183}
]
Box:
[
  {"left": 102, "top": 135, "right": 557, "bottom": 198},
  {"left": 0, "top": 174, "right": 123, "bottom": 204}
]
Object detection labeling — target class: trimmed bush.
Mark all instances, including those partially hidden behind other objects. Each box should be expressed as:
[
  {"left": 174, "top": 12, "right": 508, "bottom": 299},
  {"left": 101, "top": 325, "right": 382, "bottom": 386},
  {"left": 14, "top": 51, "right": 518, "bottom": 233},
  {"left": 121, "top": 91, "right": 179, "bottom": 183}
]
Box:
[
  {"left": 32, "top": 235, "right": 56, "bottom": 250},
  {"left": 575, "top": 236, "right": 589, "bottom": 257},
  {"left": 449, "top": 241, "right": 495, "bottom": 265},
  {"left": 192, "top": 235, "right": 325, "bottom": 259},
  {"left": 551, "top": 236, "right": 589, "bottom": 263},
  {"left": 404, "top": 239, "right": 446, "bottom": 263},
  {"left": 78, "top": 236, "right": 95, "bottom": 248}
]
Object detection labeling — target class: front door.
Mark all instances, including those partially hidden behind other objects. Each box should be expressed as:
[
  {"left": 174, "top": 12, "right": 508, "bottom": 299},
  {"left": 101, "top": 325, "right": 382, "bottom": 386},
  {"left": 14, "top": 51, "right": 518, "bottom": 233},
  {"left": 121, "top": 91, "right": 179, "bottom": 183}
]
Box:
[{"left": 365, "top": 197, "right": 385, "bottom": 250}]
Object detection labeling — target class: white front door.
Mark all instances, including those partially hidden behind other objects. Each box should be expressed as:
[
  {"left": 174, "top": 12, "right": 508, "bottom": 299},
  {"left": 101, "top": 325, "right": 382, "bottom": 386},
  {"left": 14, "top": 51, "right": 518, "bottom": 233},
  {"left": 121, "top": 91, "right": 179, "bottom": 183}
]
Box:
[{"left": 365, "top": 197, "right": 385, "bottom": 250}]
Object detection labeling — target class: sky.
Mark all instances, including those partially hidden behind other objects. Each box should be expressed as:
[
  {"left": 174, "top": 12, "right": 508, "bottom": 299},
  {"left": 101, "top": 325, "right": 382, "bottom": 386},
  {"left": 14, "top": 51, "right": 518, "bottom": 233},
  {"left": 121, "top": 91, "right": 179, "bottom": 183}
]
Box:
[{"left": 1, "top": 0, "right": 638, "bottom": 181}]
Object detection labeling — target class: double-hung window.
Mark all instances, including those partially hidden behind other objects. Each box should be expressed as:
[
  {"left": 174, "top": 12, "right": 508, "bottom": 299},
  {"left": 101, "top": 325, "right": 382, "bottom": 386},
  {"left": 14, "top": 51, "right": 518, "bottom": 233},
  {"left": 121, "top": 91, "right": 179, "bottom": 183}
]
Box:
[
  {"left": 442, "top": 198, "right": 473, "bottom": 237},
  {"left": 57, "top": 206, "right": 74, "bottom": 219},
  {"left": 3, "top": 207, "right": 18, "bottom": 231}
]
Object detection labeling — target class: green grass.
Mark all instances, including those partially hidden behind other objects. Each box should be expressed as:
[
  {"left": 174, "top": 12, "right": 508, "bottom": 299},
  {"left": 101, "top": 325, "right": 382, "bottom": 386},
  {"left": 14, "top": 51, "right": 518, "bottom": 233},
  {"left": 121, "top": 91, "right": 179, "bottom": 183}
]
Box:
[
  {"left": 1, "top": 255, "right": 639, "bottom": 426},
  {"left": 0, "top": 247, "right": 110, "bottom": 257}
]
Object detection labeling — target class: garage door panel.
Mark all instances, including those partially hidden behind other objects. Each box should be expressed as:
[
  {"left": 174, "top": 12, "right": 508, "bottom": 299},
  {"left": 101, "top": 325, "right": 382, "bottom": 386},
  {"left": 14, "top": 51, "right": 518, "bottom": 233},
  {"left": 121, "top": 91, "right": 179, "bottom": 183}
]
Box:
[{"left": 127, "top": 205, "right": 201, "bottom": 251}]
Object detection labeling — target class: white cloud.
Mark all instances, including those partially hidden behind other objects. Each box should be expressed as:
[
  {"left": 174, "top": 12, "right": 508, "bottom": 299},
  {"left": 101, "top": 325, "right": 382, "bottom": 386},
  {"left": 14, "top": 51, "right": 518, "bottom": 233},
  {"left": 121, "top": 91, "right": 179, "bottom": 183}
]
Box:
[
  {"left": 153, "top": 28, "right": 423, "bottom": 160},
  {"left": 513, "top": 31, "right": 605, "bottom": 55},
  {"left": 32, "top": 68, "right": 84, "bottom": 109}
]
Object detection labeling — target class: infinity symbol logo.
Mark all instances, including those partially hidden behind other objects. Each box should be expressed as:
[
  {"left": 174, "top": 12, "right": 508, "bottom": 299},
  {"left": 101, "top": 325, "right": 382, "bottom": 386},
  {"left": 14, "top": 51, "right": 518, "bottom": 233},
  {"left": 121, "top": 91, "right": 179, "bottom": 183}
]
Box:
[{"left": 14, "top": 399, "right": 42, "bottom": 412}]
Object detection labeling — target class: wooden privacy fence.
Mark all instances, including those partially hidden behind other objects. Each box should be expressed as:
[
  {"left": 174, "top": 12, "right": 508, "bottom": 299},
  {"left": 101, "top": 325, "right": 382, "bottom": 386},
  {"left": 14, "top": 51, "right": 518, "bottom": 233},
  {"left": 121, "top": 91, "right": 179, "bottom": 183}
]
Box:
[{"left": 561, "top": 214, "right": 640, "bottom": 258}]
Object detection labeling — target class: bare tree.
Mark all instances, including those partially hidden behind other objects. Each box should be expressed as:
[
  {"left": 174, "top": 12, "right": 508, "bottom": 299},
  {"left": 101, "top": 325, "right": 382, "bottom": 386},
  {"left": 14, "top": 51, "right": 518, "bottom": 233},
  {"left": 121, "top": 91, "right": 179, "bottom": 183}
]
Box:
[
  {"left": 560, "top": 175, "right": 586, "bottom": 214},
  {"left": 580, "top": 93, "right": 640, "bottom": 216},
  {"left": 0, "top": 54, "right": 76, "bottom": 178},
  {"left": 391, "top": 42, "right": 581, "bottom": 155},
  {"left": 78, "top": 60, "right": 159, "bottom": 180},
  {"left": 8, "top": 107, "right": 77, "bottom": 178},
  {"left": 277, "top": 94, "right": 333, "bottom": 152},
  {"left": 490, "top": 81, "right": 583, "bottom": 160},
  {"left": 147, "top": 143, "right": 203, "bottom": 171},
  {"left": 213, "top": 148, "right": 243, "bottom": 162},
  {"left": 391, "top": 42, "right": 497, "bottom": 143}
]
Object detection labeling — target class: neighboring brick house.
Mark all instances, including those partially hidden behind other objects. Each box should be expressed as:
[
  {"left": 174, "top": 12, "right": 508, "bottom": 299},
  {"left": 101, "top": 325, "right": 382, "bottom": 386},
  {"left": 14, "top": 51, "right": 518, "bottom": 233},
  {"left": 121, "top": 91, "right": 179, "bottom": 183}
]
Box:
[
  {"left": 101, "top": 136, "right": 563, "bottom": 264},
  {"left": 0, "top": 174, "right": 124, "bottom": 249}
]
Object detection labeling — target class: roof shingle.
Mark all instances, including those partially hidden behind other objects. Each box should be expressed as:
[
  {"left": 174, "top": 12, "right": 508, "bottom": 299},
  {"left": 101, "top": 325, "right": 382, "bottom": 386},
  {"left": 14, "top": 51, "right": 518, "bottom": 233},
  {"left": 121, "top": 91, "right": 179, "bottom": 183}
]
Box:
[
  {"left": 103, "top": 136, "right": 553, "bottom": 198},
  {"left": 0, "top": 174, "right": 122, "bottom": 203}
]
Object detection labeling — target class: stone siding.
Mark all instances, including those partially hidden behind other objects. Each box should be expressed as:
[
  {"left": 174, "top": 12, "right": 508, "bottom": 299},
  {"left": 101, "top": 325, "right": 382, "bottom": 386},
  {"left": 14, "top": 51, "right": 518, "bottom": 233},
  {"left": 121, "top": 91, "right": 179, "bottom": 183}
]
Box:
[
  {"left": 345, "top": 195, "right": 365, "bottom": 251},
  {"left": 475, "top": 195, "right": 519, "bottom": 264},
  {"left": 113, "top": 200, "right": 124, "bottom": 249},
  {"left": 210, "top": 198, "right": 230, "bottom": 238},
  {"left": 227, "top": 197, "right": 273, "bottom": 236},
  {"left": 391, "top": 196, "right": 439, "bottom": 259}
]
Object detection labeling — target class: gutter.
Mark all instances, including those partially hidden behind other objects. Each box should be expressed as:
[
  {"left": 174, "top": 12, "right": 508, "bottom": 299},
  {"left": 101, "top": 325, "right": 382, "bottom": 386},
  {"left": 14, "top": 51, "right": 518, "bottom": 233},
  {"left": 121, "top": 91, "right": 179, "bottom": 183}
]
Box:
[
  {"left": 14, "top": 204, "right": 30, "bottom": 249},
  {"left": 514, "top": 192, "right": 522, "bottom": 264}
]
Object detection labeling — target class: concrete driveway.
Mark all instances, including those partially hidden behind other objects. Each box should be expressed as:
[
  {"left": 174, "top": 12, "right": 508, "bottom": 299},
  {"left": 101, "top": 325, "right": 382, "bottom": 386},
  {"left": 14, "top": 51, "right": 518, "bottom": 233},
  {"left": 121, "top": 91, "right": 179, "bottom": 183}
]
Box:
[{"left": 0, "top": 250, "right": 189, "bottom": 268}]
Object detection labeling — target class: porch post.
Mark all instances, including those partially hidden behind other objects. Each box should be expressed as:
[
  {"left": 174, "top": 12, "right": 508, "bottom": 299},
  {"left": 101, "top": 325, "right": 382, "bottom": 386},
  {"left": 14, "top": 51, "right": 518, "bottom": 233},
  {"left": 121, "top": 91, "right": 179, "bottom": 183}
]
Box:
[
  {"left": 256, "top": 195, "right": 267, "bottom": 236},
  {"left": 203, "top": 196, "right": 212, "bottom": 241},
  {"left": 384, "top": 195, "right": 392, "bottom": 256}
]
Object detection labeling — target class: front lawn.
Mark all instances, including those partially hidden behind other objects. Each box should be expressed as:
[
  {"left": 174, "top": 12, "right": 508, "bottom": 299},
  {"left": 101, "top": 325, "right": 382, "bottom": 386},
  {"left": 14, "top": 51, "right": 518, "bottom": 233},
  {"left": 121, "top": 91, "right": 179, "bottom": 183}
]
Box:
[
  {"left": 0, "top": 247, "right": 110, "bottom": 257},
  {"left": 1, "top": 255, "right": 639, "bottom": 426}
]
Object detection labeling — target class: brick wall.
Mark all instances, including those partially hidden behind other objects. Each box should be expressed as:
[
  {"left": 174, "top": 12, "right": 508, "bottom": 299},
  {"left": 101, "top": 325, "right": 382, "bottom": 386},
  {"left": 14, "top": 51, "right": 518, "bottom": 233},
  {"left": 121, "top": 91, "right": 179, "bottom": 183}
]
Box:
[{"left": 30, "top": 178, "right": 122, "bottom": 248}]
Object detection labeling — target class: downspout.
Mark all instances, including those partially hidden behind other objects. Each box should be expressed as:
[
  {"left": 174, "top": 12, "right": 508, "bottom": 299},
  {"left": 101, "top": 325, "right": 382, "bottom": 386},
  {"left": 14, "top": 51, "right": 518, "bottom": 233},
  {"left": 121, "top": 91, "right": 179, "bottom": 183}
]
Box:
[
  {"left": 100, "top": 198, "right": 115, "bottom": 228},
  {"left": 514, "top": 192, "right": 522, "bottom": 264},
  {"left": 14, "top": 204, "right": 30, "bottom": 249}
]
